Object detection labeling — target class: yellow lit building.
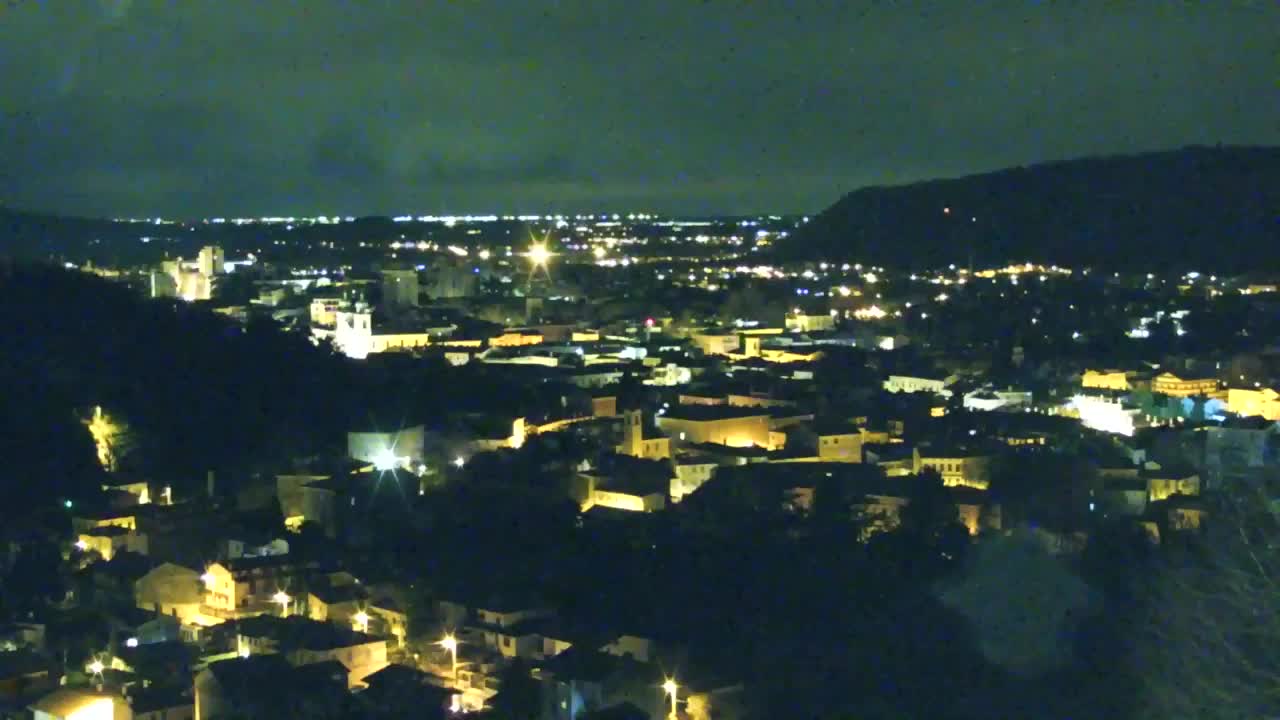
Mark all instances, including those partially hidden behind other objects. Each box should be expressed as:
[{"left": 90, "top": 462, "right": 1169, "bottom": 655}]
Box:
[
  {"left": 1081, "top": 370, "right": 1133, "bottom": 391},
  {"left": 490, "top": 332, "right": 545, "bottom": 347},
  {"left": 1146, "top": 469, "right": 1201, "bottom": 502},
  {"left": 1152, "top": 372, "right": 1218, "bottom": 398},
  {"left": 690, "top": 331, "right": 741, "bottom": 356},
  {"left": 817, "top": 431, "right": 863, "bottom": 462},
  {"left": 657, "top": 407, "right": 776, "bottom": 449},
  {"left": 578, "top": 474, "right": 667, "bottom": 513},
  {"left": 917, "top": 453, "right": 993, "bottom": 490},
  {"left": 310, "top": 298, "right": 342, "bottom": 326},
  {"left": 671, "top": 460, "right": 718, "bottom": 501},
  {"left": 785, "top": 313, "right": 836, "bottom": 333},
  {"left": 1226, "top": 387, "right": 1280, "bottom": 420},
  {"left": 29, "top": 687, "right": 129, "bottom": 720},
  {"left": 76, "top": 527, "right": 147, "bottom": 561},
  {"left": 135, "top": 562, "right": 209, "bottom": 626},
  {"left": 616, "top": 410, "right": 671, "bottom": 460}
]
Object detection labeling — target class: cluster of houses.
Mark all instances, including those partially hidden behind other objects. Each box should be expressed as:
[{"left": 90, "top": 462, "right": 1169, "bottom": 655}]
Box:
[{"left": 6, "top": 271, "right": 1280, "bottom": 719}]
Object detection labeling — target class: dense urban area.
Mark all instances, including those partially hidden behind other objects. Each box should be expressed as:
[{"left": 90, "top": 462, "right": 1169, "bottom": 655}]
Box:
[{"left": 2, "top": 206, "right": 1279, "bottom": 720}]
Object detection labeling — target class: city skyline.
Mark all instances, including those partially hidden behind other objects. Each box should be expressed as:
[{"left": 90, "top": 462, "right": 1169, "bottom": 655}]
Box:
[{"left": 1, "top": 2, "right": 1277, "bottom": 217}]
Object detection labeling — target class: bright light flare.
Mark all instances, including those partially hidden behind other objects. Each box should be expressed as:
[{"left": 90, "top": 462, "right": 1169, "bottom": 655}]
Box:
[{"left": 526, "top": 243, "right": 552, "bottom": 268}]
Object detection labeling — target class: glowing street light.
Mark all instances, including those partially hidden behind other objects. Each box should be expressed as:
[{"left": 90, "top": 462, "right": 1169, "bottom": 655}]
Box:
[
  {"left": 372, "top": 447, "right": 403, "bottom": 472},
  {"left": 662, "top": 678, "right": 679, "bottom": 718},
  {"left": 272, "top": 590, "right": 291, "bottom": 617},
  {"left": 353, "top": 611, "right": 370, "bottom": 634},
  {"left": 87, "top": 659, "right": 105, "bottom": 676},
  {"left": 453, "top": 456, "right": 466, "bottom": 469},
  {"left": 526, "top": 243, "right": 552, "bottom": 269},
  {"left": 74, "top": 539, "right": 89, "bottom": 551},
  {"left": 200, "top": 571, "right": 216, "bottom": 587},
  {"left": 439, "top": 633, "right": 459, "bottom": 682}
]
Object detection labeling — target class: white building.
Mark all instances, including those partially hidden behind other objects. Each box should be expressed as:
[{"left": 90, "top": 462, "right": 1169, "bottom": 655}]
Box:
[
  {"left": 884, "top": 374, "right": 956, "bottom": 396},
  {"left": 198, "top": 246, "right": 226, "bottom": 277},
  {"left": 348, "top": 425, "right": 426, "bottom": 468},
  {"left": 963, "top": 388, "right": 1033, "bottom": 412},
  {"left": 1070, "top": 395, "right": 1141, "bottom": 436}
]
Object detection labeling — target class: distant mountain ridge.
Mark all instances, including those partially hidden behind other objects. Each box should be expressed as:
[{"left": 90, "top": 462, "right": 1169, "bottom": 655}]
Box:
[{"left": 778, "top": 146, "right": 1280, "bottom": 272}]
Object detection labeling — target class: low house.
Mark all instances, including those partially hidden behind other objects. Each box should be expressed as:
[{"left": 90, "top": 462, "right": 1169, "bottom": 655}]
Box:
[
  {"left": 470, "top": 602, "right": 554, "bottom": 660},
  {"left": 29, "top": 688, "right": 131, "bottom": 720},
  {"left": 135, "top": 563, "right": 204, "bottom": 627},
  {"left": 355, "top": 664, "right": 457, "bottom": 719},
  {"left": 233, "top": 615, "right": 388, "bottom": 687},
  {"left": 126, "top": 685, "right": 192, "bottom": 720},
  {"left": 194, "top": 655, "right": 348, "bottom": 720},
  {"left": 307, "top": 584, "right": 365, "bottom": 625},
  {"left": 0, "top": 650, "right": 57, "bottom": 707},
  {"left": 539, "top": 646, "right": 664, "bottom": 720}
]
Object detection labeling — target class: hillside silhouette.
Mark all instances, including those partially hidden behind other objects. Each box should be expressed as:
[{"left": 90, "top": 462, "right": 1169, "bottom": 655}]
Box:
[{"left": 779, "top": 146, "right": 1280, "bottom": 272}]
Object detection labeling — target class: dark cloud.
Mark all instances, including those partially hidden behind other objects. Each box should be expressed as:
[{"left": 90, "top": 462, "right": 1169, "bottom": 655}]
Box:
[{"left": 0, "top": 1, "right": 1275, "bottom": 217}]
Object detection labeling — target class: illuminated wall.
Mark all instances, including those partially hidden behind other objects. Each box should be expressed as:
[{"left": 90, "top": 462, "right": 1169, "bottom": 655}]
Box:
[
  {"left": 817, "top": 433, "right": 863, "bottom": 462},
  {"left": 1152, "top": 372, "right": 1218, "bottom": 398},
  {"left": 657, "top": 414, "right": 773, "bottom": 449},
  {"left": 884, "top": 375, "right": 952, "bottom": 395},
  {"left": 690, "top": 333, "right": 740, "bottom": 356},
  {"left": 1227, "top": 388, "right": 1280, "bottom": 420},
  {"left": 1070, "top": 395, "right": 1139, "bottom": 436},
  {"left": 1081, "top": 370, "right": 1131, "bottom": 391},
  {"left": 785, "top": 313, "right": 836, "bottom": 333},
  {"left": 918, "top": 455, "right": 993, "bottom": 489},
  {"left": 489, "top": 332, "right": 544, "bottom": 347},
  {"left": 347, "top": 425, "right": 426, "bottom": 466},
  {"left": 310, "top": 298, "right": 342, "bottom": 326},
  {"left": 671, "top": 463, "right": 717, "bottom": 501},
  {"left": 1148, "top": 473, "right": 1201, "bottom": 501}
]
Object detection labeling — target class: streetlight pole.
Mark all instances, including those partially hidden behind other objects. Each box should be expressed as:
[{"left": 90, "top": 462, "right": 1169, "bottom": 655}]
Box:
[
  {"left": 440, "top": 634, "right": 459, "bottom": 683},
  {"left": 662, "top": 678, "right": 678, "bottom": 719},
  {"left": 272, "top": 590, "right": 291, "bottom": 618}
]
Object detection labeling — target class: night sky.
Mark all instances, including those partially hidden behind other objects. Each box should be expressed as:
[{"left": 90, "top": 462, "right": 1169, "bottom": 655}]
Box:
[{"left": 1, "top": 1, "right": 1276, "bottom": 217}]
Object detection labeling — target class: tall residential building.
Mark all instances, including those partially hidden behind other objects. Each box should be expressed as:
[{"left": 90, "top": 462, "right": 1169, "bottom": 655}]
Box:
[
  {"left": 381, "top": 269, "right": 419, "bottom": 309},
  {"left": 198, "top": 246, "right": 225, "bottom": 277}
]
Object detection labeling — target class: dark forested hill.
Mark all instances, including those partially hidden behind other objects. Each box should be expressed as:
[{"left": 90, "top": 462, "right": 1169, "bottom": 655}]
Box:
[
  {"left": 0, "top": 263, "right": 356, "bottom": 508},
  {"left": 778, "top": 146, "right": 1280, "bottom": 272}
]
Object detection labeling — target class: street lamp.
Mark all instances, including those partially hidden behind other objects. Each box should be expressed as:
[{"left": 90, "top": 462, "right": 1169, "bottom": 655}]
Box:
[
  {"left": 272, "top": 590, "right": 291, "bottom": 617},
  {"left": 662, "top": 678, "right": 679, "bottom": 718},
  {"left": 353, "top": 611, "right": 370, "bottom": 634},
  {"left": 439, "top": 633, "right": 459, "bottom": 682},
  {"left": 453, "top": 456, "right": 465, "bottom": 469},
  {"left": 87, "top": 659, "right": 105, "bottom": 676},
  {"left": 526, "top": 243, "right": 551, "bottom": 270}
]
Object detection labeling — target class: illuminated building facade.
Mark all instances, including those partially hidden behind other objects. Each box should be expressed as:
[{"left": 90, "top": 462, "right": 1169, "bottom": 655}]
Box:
[
  {"left": 347, "top": 425, "right": 426, "bottom": 468},
  {"left": 884, "top": 374, "right": 956, "bottom": 396},
  {"left": 657, "top": 407, "right": 776, "bottom": 449},
  {"left": 1151, "top": 372, "right": 1219, "bottom": 398},
  {"left": 1081, "top": 370, "right": 1134, "bottom": 391},
  {"left": 1070, "top": 394, "right": 1141, "bottom": 436},
  {"left": 616, "top": 410, "right": 671, "bottom": 460},
  {"left": 917, "top": 453, "right": 993, "bottom": 489},
  {"left": 1227, "top": 387, "right": 1280, "bottom": 420}
]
